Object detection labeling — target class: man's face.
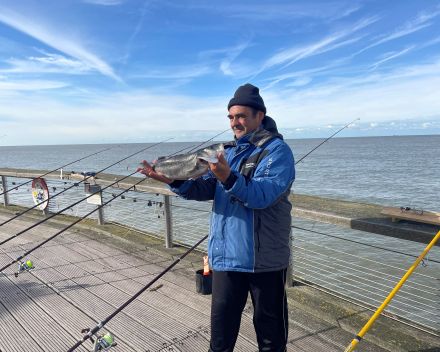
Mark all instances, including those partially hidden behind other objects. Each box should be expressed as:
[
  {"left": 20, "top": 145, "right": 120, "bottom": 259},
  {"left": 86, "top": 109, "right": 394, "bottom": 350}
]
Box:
[{"left": 228, "top": 105, "right": 264, "bottom": 139}]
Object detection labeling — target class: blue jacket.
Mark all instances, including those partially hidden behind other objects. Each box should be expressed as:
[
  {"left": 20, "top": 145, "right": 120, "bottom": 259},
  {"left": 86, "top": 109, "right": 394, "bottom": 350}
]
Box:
[{"left": 169, "top": 116, "right": 295, "bottom": 272}]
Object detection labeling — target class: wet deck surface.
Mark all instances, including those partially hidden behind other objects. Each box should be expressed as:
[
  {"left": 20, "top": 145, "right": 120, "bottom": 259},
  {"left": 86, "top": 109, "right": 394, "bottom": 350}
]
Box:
[{"left": 0, "top": 212, "right": 351, "bottom": 352}]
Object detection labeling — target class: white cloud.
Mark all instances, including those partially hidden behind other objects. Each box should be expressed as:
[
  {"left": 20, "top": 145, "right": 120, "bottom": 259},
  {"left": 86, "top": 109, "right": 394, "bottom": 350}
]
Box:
[
  {"left": 82, "top": 0, "right": 123, "bottom": 5},
  {"left": 279, "top": 119, "right": 440, "bottom": 136},
  {"left": 368, "top": 46, "right": 414, "bottom": 71},
  {"left": 261, "top": 79, "right": 282, "bottom": 91},
  {"left": 0, "top": 7, "right": 121, "bottom": 82},
  {"left": 286, "top": 77, "right": 312, "bottom": 87},
  {"left": 132, "top": 65, "right": 211, "bottom": 79},
  {"left": 356, "top": 5, "right": 440, "bottom": 55},
  {"left": 220, "top": 40, "right": 253, "bottom": 76},
  {"left": 260, "top": 59, "right": 440, "bottom": 127},
  {"left": 2, "top": 51, "right": 93, "bottom": 74},
  {"left": 248, "top": 16, "right": 378, "bottom": 81},
  {"left": 0, "top": 80, "right": 69, "bottom": 91},
  {"left": 198, "top": 39, "right": 254, "bottom": 76},
  {"left": 124, "top": 1, "right": 151, "bottom": 61},
  {"left": 370, "top": 123, "right": 378, "bottom": 127},
  {"left": 186, "top": 2, "right": 362, "bottom": 21},
  {"left": 260, "top": 60, "right": 347, "bottom": 89}
]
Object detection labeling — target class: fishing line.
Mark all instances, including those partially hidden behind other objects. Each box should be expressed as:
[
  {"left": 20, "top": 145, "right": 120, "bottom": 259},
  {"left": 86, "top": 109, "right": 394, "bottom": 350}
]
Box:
[
  {"left": 0, "top": 131, "right": 230, "bottom": 348},
  {"left": 66, "top": 234, "right": 208, "bottom": 352},
  {"left": 291, "top": 225, "right": 440, "bottom": 265},
  {"left": 184, "top": 128, "right": 230, "bottom": 154},
  {"left": 0, "top": 145, "right": 123, "bottom": 197},
  {"left": 0, "top": 132, "right": 227, "bottom": 348},
  {"left": 0, "top": 130, "right": 229, "bottom": 259},
  {"left": 0, "top": 177, "right": 147, "bottom": 274},
  {"left": 0, "top": 139, "right": 172, "bottom": 235},
  {"left": 294, "top": 118, "right": 359, "bottom": 165}
]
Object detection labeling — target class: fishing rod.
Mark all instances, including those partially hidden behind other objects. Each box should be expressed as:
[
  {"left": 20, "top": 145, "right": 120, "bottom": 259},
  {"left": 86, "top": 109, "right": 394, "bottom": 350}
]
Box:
[
  {"left": 184, "top": 128, "right": 230, "bottom": 154},
  {"left": 344, "top": 230, "right": 440, "bottom": 352},
  {"left": 0, "top": 130, "right": 230, "bottom": 265},
  {"left": 0, "top": 173, "right": 148, "bottom": 275},
  {"left": 0, "top": 145, "right": 120, "bottom": 197},
  {"left": 67, "top": 234, "right": 208, "bottom": 352},
  {"left": 295, "top": 118, "right": 359, "bottom": 165},
  {"left": 64, "top": 124, "right": 357, "bottom": 351},
  {"left": 0, "top": 139, "right": 172, "bottom": 245}
]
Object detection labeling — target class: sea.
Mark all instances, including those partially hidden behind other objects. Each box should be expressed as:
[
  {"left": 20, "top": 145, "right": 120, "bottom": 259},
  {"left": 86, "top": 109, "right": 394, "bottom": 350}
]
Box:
[
  {"left": 0, "top": 135, "right": 439, "bottom": 330},
  {"left": 1, "top": 135, "right": 438, "bottom": 209}
]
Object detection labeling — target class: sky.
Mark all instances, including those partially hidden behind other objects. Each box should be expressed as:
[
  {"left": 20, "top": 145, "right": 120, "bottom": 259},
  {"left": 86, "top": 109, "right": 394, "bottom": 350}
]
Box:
[{"left": 0, "top": 0, "right": 440, "bottom": 145}]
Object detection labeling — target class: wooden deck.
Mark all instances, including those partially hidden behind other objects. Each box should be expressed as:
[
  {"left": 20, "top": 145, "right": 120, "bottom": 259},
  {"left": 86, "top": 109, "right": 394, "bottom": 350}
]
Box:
[{"left": 0, "top": 212, "right": 351, "bottom": 352}]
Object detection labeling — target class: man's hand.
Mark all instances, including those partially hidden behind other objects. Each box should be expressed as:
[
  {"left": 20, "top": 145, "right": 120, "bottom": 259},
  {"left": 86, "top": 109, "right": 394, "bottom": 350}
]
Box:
[
  {"left": 208, "top": 152, "right": 230, "bottom": 183},
  {"left": 136, "top": 160, "right": 174, "bottom": 184}
]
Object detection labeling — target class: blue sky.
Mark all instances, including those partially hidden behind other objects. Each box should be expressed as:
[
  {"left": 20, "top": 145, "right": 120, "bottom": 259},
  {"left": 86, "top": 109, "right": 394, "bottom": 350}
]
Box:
[{"left": 0, "top": 0, "right": 440, "bottom": 145}]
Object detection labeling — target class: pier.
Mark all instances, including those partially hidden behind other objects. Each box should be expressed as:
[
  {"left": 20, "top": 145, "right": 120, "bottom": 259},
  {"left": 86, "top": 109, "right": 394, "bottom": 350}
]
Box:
[{"left": 1, "top": 168, "right": 439, "bottom": 352}]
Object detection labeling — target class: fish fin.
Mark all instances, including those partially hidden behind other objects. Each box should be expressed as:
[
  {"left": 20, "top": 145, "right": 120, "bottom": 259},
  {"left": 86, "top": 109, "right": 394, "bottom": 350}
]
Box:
[{"left": 157, "top": 156, "right": 166, "bottom": 161}]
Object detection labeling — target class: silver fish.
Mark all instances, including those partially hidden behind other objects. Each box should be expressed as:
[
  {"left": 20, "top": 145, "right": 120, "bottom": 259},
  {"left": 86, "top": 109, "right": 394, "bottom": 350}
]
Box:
[{"left": 145, "top": 143, "right": 225, "bottom": 180}]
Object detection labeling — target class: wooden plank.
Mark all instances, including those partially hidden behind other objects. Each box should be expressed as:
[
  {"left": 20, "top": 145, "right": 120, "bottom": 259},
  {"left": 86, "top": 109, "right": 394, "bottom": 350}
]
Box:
[
  {"left": 54, "top": 240, "right": 263, "bottom": 351},
  {"left": 28, "top": 264, "right": 167, "bottom": 351},
  {"left": 381, "top": 206, "right": 440, "bottom": 226},
  {"left": 40, "top": 246, "right": 212, "bottom": 340},
  {"left": 0, "top": 301, "right": 45, "bottom": 352},
  {"left": 2, "top": 222, "right": 345, "bottom": 352},
  {"left": 43, "top": 237, "right": 265, "bottom": 351},
  {"left": 27, "top": 249, "right": 198, "bottom": 350},
  {"left": 2, "top": 249, "right": 135, "bottom": 352},
  {"left": 0, "top": 275, "right": 86, "bottom": 352}
]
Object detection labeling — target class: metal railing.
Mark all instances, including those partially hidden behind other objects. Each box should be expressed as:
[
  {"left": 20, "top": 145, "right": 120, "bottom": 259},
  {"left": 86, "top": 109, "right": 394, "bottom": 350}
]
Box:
[
  {"left": 290, "top": 218, "right": 440, "bottom": 335},
  {"left": 1, "top": 174, "right": 439, "bottom": 335}
]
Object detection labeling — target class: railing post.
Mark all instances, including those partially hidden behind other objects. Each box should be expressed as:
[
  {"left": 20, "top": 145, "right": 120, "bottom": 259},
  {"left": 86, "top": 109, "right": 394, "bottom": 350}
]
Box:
[
  {"left": 97, "top": 205, "right": 105, "bottom": 225},
  {"left": 164, "top": 195, "right": 173, "bottom": 248},
  {"left": 43, "top": 208, "right": 49, "bottom": 216},
  {"left": 97, "top": 186, "right": 105, "bottom": 225},
  {"left": 1, "top": 176, "right": 9, "bottom": 206}
]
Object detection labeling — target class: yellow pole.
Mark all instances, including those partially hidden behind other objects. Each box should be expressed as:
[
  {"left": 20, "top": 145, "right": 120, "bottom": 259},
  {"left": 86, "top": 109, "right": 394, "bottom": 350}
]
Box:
[{"left": 344, "top": 230, "right": 440, "bottom": 352}]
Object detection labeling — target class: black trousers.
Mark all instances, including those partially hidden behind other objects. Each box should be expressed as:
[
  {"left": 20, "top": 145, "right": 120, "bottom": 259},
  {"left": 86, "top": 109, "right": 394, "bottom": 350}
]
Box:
[{"left": 209, "top": 268, "right": 288, "bottom": 352}]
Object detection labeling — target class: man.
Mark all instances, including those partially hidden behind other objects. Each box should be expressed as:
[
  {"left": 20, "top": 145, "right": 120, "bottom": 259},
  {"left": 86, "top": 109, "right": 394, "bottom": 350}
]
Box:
[{"left": 137, "top": 84, "right": 295, "bottom": 352}]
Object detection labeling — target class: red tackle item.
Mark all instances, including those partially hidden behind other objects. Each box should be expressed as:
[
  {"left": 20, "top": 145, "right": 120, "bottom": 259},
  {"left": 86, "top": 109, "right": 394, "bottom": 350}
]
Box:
[{"left": 203, "top": 255, "right": 210, "bottom": 275}]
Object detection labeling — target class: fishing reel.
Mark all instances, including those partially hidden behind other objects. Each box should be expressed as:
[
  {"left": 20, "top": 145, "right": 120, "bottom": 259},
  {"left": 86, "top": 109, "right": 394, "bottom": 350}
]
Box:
[
  {"left": 400, "top": 206, "right": 423, "bottom": 216},
  {"left": 91, "top": 333, "right": 117, "bottom": 351},
  {"left": 82, "top": 329, "right": 117, "bottom": 352},
  {"left": 15, "top": 260, "right": 34, "bottom": 277}
]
